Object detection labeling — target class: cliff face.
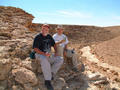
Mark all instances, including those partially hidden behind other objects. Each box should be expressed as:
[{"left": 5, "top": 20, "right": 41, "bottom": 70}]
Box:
[
  {"left": 0, "top": 6, "right": 38, "bottom": 90},
  {"left": 0, "top": 6, "right": 35, "bottom": 60},
  {"left": 0, "top": 6, "right": 34, "bottom": 26},
  {"left": 0, "top": 6, "right": 34, "bottom": 39}
]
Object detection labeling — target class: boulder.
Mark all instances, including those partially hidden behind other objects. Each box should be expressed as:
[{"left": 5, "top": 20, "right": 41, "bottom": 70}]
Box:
[
  {"left": 12, "top": 85, "right": 23, "bottom": 90},
  {"left": 22, "top": 58, "right": 42, "bottom": 74},
  {"left": 12, "top": 67, "right": 38, "bottom": 86},
  {"left": 65, "top": 49, "right": 85, "bottom": 72},
  {"left": 22, "top": 59, "right": 37, "bottom": 72},
  {"left": 0, "top": 80, "right": 7, "bottom": 90},
  {"left": 0, "top": 59, "right": 12, "bottom": 80},
  {"left": 24, "top": 84, "right": 33, "bottom": 90}
]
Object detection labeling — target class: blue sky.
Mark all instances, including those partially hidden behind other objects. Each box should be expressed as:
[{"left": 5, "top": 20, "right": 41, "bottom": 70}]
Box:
[{"left": 0, "top": 0, "right": 120, "bottom": 26}]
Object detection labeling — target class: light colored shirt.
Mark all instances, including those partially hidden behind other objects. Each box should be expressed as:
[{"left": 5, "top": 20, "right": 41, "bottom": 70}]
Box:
[{"left": 53, "top": 33, "right": 69, "bottom": 48}]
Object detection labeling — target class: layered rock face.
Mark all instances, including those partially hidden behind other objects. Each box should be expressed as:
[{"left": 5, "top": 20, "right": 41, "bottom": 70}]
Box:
[
  {"left": 0, "top": 6, "right": 37, "bottom": 90},
  {"left": 0, "top": 6, "right": 34, "bottom": 39}
]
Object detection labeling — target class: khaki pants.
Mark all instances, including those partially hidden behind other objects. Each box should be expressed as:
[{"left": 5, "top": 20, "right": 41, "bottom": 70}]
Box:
[
  {"left": 35, "top": 53, "right": 63, "bottom": 80},
  {"left": 56, "top": 45, "right": 64, "bottom": 57}
]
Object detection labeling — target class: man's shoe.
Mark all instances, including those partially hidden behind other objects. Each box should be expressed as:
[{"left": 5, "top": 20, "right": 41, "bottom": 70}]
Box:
[
  {"left": 51, "top": 76, "right": 54, "bottom": 80},
  {"left": 45, "top": 80, "right": 54, "bottom": 90},
  {"left": 51, "top": 73, "right": 55, "bottom": 80}
]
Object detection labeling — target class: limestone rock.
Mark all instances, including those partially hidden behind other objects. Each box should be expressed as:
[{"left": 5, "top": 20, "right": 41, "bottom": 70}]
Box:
[
  {"left": 0, "top": 59, "right": 12, "bottom": 80},
  {"left": 65, "top": 49, "right": 85, "bottom": 72},
  {"left": 53, "top": 77, "right": 66, "bottom": 90},
  {"left": 0, "top": 6, "right": 34, "bottom": 39},
  {"left": 22, "top": 58, "right": 42, "bottom": 74},
  {"left": 93, "top": 80, "right": 108, "bottom": 85},
  {"left": 24, "top": 84, "right": 33, "bottom": 90},
  {"left": 0, "top": 80, "right": 7, "bottom": 90},
  {"left": 22, "top": 59, "right": 37, "bottom": 72},
  {"left": 12, "top": 67, "right": 38, "bottom": 86},
  {"left": 88, "top": 73, "right": 101, "bottom": 81},
  {"left": 0, "top": 86, "right": 5, "bottom": 90},
  {"left": 12, "top": 85, "right": 24, "bottom": 90}
]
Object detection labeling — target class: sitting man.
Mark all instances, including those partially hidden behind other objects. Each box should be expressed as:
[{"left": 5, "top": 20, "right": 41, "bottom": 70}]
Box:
[
  {"left": 53, "top": 25, "right": 84, "bottom": 72},
  {"left": 52, "top": 25, "right": 69, "bottom": 57},
  {"left": 33, "top": 24, "right": 63, "bottom": 90}
]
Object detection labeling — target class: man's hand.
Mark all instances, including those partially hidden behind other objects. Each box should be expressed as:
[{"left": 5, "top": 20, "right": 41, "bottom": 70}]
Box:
[
  {"left": 44, "top": 52, "right": 50, "bottom": 57},
  {"left": 34, "top": 48, "right": 51, "bottom": 57},
  {"left": 56, "top": 39, "right": 66, "bottom": 45},
  {"left": 54, "top": 52, "right": 58, "bottom": 57},
  {"left": 60, "top": 39, "right": 66, "bottom": 43},
  {"left": 63, "top": 51, "right": 66, "bottom": 57}
]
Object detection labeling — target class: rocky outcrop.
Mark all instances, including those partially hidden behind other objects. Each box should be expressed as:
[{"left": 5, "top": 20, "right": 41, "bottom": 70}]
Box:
[
  {"left": 0, "top": 6, "right": 34, "bottom": 39},
  {"left": 0, "top": 59, "right": 11, "bottom": 80},
  {"left": 12, "top": 67, "right": 38, "bottom": 86},
  {"left": 0, "top": 6, "right": 36, "bottom": 90}
]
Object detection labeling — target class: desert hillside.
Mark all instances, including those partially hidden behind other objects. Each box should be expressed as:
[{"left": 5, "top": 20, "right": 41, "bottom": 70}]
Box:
[
  {"left": 91, "top": 36, "right": 120, "bottom": 68},
  {"left": 104, "top": 26, "right": 120, "bottom": 37},
  {"left": 0, "top": 6, "right": 120, "bottom": 90}
]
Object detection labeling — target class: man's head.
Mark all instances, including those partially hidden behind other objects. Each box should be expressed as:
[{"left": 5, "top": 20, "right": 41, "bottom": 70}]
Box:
[
  {"left": 56, "top": 25, "right": 64, "bottom": 35},
  {"left": 41, "top": 24, "right": 50, "bottom": 36}
]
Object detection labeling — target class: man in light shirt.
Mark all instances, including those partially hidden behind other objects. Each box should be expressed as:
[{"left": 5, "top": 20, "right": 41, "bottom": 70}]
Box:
[
  {"left": 53, "top": 25, "right": 69, "bottom": 57},
  {"left": 53, "top": 25, "right": 85, "bottom": 73}
]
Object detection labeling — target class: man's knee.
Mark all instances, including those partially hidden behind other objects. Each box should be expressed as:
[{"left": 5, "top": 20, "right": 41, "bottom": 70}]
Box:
[
  {"left": 36, "top": 54, "right": 49, "bottom": 64},
  {"left": 57, "top": 56, "right": 64, "bottom": 65},
  {"left": 41, "top": 57, "right": 50, "bottom": 65}
]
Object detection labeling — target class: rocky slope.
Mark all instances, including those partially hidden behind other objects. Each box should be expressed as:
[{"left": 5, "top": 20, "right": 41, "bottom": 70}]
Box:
[
  {"left": 104, "top": 26, "right": 120, "bottom": 37},
  {"left": 91, "top": 36, "right": 120, "bottom": 68}
]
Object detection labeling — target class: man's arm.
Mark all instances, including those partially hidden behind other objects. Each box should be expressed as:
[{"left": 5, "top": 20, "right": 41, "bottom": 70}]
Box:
[
  {"left": 65, "top": 43, "right": 68, "bottom": 49},
  {"left": 63, "top": 44, "right": 69, "bottom": 57},
  {"left": 53, "top": 44, "right": 58, "bottom": 56},
  {"left": 63, "top": 36, "right": 69, "bottom": 56},
  {"left": 55, "top": 39, "right": 66, "bottom": 45}
]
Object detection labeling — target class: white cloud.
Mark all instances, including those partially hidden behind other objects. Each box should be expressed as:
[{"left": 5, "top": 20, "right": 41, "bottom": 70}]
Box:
[
  {"left": 34, "top": 12, "right": 58, "bottom": 16},
  {"left": 32, "top": 10, "right": 92, "bottom": 19},
  {"left": 57, "top": 10, "right": 92, "bottom": 18},
  {"left": 112, "top": 16, "right": 120, "bottom": 20},
  {"left": 32, "top": 10, "right": 120, "bottom": 26}
]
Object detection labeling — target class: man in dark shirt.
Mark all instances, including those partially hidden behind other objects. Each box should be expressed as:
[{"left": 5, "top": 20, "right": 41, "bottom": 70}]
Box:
[{"left": 33, "top": 24, "right": 63, "bottom": 90}]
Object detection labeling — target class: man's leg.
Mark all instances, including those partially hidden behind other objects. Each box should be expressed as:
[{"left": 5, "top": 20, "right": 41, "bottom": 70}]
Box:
[
  {"left": 56, "top": 45, "right": 64, "bottom": 57},
  {"left": 35, "top": 53, "right": 54, "bottom": 90},
  {"left": 50, "top": 56, "right": 64, "bottom": 75},
  {"left": 35, "top": 53, "right": 52, "bottom": 80}
]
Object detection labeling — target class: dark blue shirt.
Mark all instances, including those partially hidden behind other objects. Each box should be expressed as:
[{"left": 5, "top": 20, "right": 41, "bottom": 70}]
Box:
[{"left": 33, "top": 33, "right": 55, "bottom": 53}]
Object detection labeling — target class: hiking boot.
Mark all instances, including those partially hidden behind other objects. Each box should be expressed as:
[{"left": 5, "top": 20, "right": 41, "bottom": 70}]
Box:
[
  {"left": 45, "top": 80, "right": 54, "bottom": 90},
  {"left": 51, "top": 73, "right": 54, "bottom": 80},
  {"left": 51, "top": 76, "right": 54, "bottom": 80},
  {"left": 72, "top": 67, "right": 79, "bottom": 72}
]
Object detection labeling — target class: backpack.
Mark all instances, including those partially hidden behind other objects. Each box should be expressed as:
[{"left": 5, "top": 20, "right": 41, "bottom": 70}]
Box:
[{"left": 29, "top": 51, "right": 36, "bottom": 59}]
